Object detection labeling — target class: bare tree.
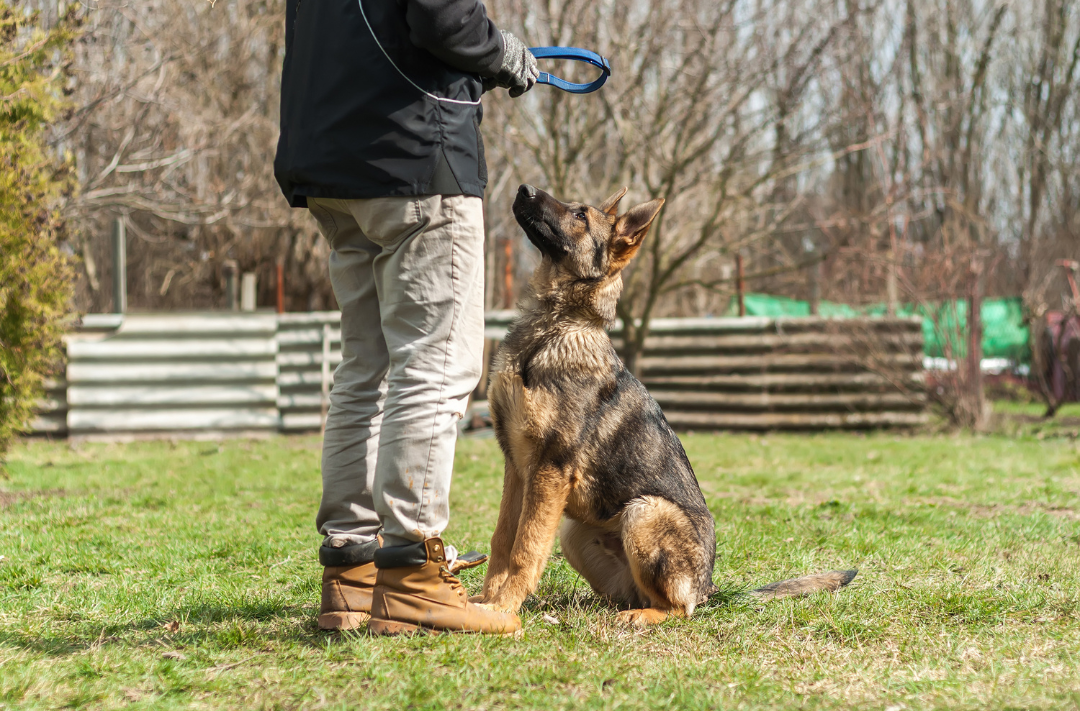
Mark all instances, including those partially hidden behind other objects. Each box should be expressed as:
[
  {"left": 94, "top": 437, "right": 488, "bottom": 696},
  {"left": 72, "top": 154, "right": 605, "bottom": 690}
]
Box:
[
  {"left": 43, "top": 0, "right": 333, "bottom": 313},
  {"left": 483, "top": 0, "right": 851, "bottom": 374}
]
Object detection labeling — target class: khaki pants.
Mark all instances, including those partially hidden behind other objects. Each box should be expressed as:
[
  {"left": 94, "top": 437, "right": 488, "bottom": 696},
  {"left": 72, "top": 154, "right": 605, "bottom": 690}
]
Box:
[{"left": 308, "top": 195, "right": 485, "bottom": 549}]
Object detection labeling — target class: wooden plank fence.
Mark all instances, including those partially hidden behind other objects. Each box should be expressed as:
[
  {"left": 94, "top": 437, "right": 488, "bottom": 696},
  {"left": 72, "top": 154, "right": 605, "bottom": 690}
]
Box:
[
  {"left": 30, "top": 311, "right": 925, "bottom": 437},
  {"left": 277, "top": 312, "right": 341, "bottom": 432},
  {"left": 59, "top": 313, "right": 279, "bottom": 437},
  {"left": 484, "top": 312, "right": 927, "bottom": 430}
]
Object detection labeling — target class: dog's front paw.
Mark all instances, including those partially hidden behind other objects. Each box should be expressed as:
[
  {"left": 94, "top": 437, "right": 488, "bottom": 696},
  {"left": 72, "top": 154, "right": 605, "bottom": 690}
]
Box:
[
  {"left": 474, "top": 594, "right": 521, "bottom": 614},
  {"left": 473, "top": 601, "right": 520, "bottom": 614}
]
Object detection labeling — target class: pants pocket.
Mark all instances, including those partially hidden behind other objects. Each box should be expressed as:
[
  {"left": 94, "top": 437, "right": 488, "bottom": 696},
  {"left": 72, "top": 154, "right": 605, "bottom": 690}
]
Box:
[{"left": 308, "top": 199, "right": 340, "bottom": 243}]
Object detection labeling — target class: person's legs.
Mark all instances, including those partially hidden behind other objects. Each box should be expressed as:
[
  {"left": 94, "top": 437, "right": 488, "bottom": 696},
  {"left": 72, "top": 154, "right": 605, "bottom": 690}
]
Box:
[
  {"left": 308, "top": 198, "right": 386, "bottom": 630},
  {"left": 310, "top": 198, "right": 387, "bottom": 554},
  {"left": 342, "top": 194, "right": 486, "bottom": 547}
]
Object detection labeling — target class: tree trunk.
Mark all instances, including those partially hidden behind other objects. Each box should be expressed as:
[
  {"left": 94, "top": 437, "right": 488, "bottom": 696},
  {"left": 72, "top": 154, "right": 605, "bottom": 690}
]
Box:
[{"left": 965, "top": 254, "right": 986, "bottom": 430}]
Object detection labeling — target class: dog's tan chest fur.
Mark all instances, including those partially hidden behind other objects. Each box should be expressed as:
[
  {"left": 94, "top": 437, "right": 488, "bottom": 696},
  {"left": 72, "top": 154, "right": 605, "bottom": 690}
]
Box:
[
  {"left": 489, "top": 370, "right": 551, "bottom": 476},
  {"left": 528, "top": 325, "right": 611, "bottom": 377},
  {"left": 490, "top": 314, "right": 612, "bottom": 440}
]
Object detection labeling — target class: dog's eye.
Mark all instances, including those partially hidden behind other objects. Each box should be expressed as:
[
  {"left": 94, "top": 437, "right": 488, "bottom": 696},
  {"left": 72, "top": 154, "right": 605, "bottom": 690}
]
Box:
[{"left": 574, "top": 211, "right": 588, "bottom": 222}]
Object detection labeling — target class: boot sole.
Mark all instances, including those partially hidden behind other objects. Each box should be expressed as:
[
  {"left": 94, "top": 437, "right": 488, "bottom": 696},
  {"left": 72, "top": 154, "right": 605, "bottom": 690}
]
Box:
[
  {"left": 367, "top": 619, "right": 437, "bottom": 636},
  {"left": 318, "top": 611, "right": 370, "bottom": 631},
  {"left": 367, "top": 618, "right": 520, "bottom": 637}
]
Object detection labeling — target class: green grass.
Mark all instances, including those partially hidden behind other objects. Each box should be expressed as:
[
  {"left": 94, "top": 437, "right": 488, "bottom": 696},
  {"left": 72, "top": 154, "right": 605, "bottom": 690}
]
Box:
[
  {"left": 991, "top": 400, "right": 1080, "bottom": 418},
  {"left": 987, "top": 400, "right": 1080, "bottom": 439},
  {"left": 2, "top": 431, "right": 1079, "bottom": 710}
]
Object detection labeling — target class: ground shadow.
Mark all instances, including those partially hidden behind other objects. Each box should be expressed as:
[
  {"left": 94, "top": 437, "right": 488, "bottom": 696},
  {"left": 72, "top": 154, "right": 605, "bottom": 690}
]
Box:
[{"left": 0, "top": 600, "right": 334, "bottom": 658}]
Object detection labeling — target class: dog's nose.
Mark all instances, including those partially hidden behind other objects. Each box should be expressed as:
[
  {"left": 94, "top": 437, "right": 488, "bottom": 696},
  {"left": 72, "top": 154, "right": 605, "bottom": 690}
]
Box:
[{"left": 519, "top": 184, "right": 537, "bottom": 199}]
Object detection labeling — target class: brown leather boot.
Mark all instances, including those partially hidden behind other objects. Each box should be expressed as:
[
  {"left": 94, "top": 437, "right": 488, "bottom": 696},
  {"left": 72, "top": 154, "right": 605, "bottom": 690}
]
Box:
[
  {"left": 368, "top": 537, "right": 521, "bottom": 636},
  {"left": 319, "top": 563, "right": 376, "bottom": 630},
  {"left": 317, "top": 541, "right": 379, "bottom": 631}
]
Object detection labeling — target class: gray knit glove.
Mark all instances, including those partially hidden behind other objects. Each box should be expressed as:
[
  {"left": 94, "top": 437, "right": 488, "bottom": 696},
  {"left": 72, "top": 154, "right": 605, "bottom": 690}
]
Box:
[{"left": 486, "top": 30, "right": 539, "bottom": 97}]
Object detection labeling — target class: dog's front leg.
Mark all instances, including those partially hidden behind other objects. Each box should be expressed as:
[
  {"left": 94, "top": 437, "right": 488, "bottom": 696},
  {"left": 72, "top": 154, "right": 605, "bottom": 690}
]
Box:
[
  {"left": 482, "top": 465, "right": 570, "bottom": 613},
  {"left": 482, "top": 459, "right": 524, "bottom": 601}
]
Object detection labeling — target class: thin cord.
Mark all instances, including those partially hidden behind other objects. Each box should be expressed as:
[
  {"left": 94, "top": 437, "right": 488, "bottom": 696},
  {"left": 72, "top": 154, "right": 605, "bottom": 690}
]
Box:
[{"left": 357, "top": 0, "right": 482, "bottom": 106}]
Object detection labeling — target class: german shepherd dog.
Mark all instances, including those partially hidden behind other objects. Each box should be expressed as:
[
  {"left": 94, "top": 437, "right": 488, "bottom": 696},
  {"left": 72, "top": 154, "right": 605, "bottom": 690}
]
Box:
[{"left": 477, "top": 184, "right": 856, "bottom": 625}]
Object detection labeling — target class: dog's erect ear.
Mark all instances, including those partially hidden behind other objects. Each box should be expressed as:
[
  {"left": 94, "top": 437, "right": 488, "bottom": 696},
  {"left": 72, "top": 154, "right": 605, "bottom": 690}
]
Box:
[
  {"left": 612, "top": 198, "right": 665, "bottom": 262},
  {"left": 599, "top": 187, "right": 628, "bottom": 216}
]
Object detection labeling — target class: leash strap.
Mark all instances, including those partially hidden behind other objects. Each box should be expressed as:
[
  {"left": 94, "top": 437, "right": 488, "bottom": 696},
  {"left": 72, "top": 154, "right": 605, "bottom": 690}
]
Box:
[{"left": 529, "top": 46, "right": 611, "bottom": 94}]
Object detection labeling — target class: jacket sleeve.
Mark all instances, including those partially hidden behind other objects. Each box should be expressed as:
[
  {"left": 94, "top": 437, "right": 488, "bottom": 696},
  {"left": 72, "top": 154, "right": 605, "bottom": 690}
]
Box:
[{"left": 404, "top": 0, "right": 506, "bottom": 77}]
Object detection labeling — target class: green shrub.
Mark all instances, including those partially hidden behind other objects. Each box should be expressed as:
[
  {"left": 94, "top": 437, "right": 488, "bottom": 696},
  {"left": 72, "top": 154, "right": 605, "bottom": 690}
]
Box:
[{"left": 0, "top": 4, "right": 80, "bottom": 462}]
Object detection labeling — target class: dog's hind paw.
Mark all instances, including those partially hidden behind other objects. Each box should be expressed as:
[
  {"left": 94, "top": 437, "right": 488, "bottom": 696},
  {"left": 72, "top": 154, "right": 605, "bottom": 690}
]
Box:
[{"left": 615, "top": 608, "right": 669, "bottom": 627}]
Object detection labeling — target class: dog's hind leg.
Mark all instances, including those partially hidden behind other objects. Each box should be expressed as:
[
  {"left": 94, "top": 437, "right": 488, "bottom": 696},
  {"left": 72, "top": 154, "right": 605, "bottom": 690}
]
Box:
[
  {"left": 559, "top": 519, "right": 648, "bottom": 609},
  {"left": 616, "top": 496, "right": 707, "bottom": 627},
  {"left": 482, "top": 459, "right": 524, "bottom": 601}
]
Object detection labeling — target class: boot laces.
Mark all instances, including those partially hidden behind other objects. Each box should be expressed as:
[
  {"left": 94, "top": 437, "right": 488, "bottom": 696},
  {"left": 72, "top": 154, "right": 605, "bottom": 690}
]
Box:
[{"left": 437, "top": 545, "right": 465, "bottom": 592}]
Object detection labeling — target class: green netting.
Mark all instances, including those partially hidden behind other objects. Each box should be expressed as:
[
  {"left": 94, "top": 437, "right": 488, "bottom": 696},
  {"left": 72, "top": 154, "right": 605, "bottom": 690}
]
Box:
[{"left": 724, "top": 294, "right": 1030, "bottom": 362}]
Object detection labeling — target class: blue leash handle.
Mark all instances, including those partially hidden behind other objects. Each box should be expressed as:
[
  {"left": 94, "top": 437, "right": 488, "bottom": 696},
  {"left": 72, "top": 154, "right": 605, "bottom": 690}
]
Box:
[{"left": 529, "top": 46, "right": 611, "bottom": 94}]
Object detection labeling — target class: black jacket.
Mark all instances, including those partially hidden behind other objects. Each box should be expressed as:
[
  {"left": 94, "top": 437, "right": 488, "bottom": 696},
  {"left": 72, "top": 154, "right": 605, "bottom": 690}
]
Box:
[{"left": 274, "top": 0, "right": 505, "bottom": 207}]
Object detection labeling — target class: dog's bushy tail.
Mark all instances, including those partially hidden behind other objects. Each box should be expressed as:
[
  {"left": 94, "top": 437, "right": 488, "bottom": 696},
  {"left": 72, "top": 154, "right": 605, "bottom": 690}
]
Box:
[{"left": 747, "top": 570, "right": 857, "bottom": 601}]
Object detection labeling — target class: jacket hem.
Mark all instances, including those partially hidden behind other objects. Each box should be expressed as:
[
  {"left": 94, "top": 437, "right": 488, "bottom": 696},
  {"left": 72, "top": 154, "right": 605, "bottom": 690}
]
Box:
[{"left": 286, "top": 182, "right": 486, "bottom": 208}]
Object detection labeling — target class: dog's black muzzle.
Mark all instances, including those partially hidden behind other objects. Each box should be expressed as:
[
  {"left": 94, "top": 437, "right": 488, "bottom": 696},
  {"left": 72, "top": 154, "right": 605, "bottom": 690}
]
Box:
[{"left": 513, "top": 184, "right": 570, "bottom": 259}]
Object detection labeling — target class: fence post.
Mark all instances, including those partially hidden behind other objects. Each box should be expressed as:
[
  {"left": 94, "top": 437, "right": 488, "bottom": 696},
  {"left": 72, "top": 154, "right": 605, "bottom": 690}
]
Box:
[
  {"left": 502, "top": 238, "right": 514, "bottom": 309},
  {"left": 240, "top": 273, "right": 257, "bottom": 311},
  {"left": 320, "top": 322, "right": 331, "bottom": 433},
  {"left": 886, "top": 253, "right": 898, "bottom": 317},
  {"left": 809, "top": 262, "right": 820, "bottom": 316},
  {"left": 223, "top": 260, "right": 238, "bottom": 311},
  {"left": 803, "top": 237, "right": 819, "bottom": 316},
  {"left": 967, "top": 253, "right": 985, "bottom": 428},
  {"left": 276, "top": 261, "right": 285, "bottom": 314},
  {"left": 112, "top": 217, "right": 126, "bottom": 314},
  {"left": 735, "top": 253, "right": 746, "bottom": 317}
]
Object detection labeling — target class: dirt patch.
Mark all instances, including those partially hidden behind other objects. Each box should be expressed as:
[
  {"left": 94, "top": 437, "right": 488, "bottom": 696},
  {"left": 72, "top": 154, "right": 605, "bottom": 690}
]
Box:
[{"left": 0, "top": 488, "right": 67, "bottom": 509}]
